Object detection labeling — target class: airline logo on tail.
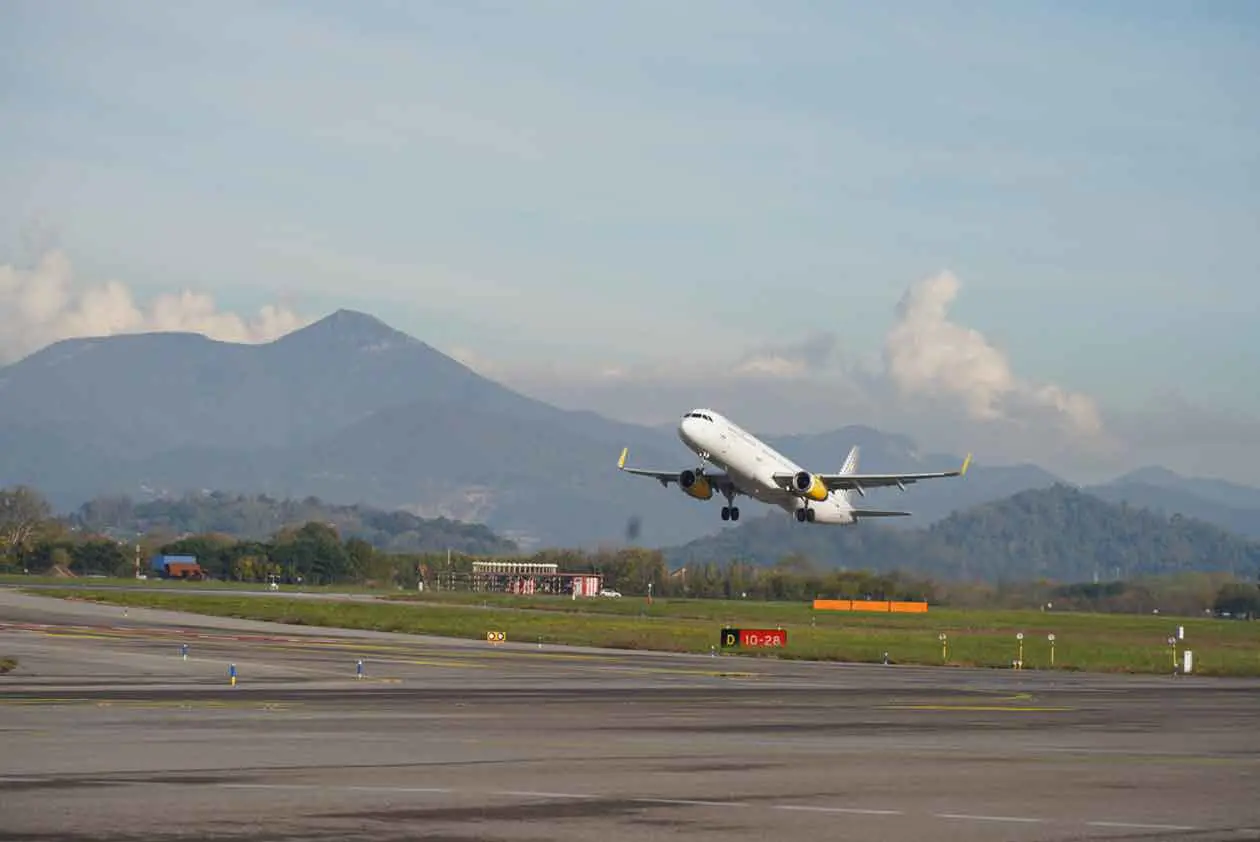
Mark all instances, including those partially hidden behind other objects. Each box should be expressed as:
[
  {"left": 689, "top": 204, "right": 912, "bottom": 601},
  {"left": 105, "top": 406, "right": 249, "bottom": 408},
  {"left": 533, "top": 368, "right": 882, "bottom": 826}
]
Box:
[{"left": 840, "top": 445, "right": 860, "bottom": 476}]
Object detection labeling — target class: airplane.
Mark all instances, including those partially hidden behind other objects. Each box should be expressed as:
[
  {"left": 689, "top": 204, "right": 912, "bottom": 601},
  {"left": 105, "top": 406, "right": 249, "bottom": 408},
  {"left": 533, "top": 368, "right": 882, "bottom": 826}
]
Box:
[{"left": 617, "top": 407, "right": 971, "bottom": 524}]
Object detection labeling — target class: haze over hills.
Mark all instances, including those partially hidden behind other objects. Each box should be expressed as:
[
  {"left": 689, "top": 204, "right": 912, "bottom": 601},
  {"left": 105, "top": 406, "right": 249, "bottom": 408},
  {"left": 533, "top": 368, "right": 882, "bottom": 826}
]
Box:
[{"left": 1, "top": 310, "right": 1258, "bottom": 551}]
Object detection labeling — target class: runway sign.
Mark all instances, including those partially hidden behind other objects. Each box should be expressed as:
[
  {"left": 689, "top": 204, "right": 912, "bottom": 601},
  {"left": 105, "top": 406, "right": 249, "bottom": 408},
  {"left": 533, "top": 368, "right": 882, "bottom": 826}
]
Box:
[
  {"left": 486, "top": 631, "right": 506, "bottom": 643},
  {"left": 720, "top": 627, "right": 787, "bottom": 648}
]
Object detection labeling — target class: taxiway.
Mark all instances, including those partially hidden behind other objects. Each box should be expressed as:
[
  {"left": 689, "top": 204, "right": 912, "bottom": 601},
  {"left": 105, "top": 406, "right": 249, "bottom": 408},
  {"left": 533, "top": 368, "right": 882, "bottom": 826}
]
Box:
[{"left": 2, "top": 587, "right": 1258, "bottom": 841}]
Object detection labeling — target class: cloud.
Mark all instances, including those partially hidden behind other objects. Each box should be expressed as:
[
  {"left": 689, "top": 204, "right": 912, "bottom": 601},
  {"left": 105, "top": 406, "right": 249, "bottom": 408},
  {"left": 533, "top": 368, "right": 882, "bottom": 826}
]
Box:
[
  {"left": 493, "top": 269, "right": 1102, "bottom": 439},
  {"left": 733, "top": 331, "right": 839, "bottom": 379},
  {"left": 474, "top": 269, "right": 1116, "bottom": 476},
  {"left": 883, "top": 271, "right": 1103, "bottom": 436},
  {"left": 0, "top": 250, "right": 312, "bottom": 363}
]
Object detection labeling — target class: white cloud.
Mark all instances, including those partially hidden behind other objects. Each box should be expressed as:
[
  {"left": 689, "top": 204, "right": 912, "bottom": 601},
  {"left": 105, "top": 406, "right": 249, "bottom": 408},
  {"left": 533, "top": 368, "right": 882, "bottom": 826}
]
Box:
[
  {"left": 493, "top": 270, "right": 1103, "bottom": 437},
  {"left": 0, "top": 250, "right": 312, "bottom": 364},
  {"left": 883, "top": 271, "right": 1103, "bottom": 436},
  {"left": 474, "top": 269, "right": 1118, "bottom": 475},
  {"left": 733, "top": 332, "right": 839, "bottom": 379}
]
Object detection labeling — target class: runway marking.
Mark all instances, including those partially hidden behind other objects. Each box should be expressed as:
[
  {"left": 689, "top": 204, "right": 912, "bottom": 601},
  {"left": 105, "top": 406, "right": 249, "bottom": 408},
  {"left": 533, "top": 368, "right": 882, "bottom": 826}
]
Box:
[
  {"left": 1086, "top": 821, "right": 1199, "bottom": 831},
  {"left": 502, "top": 790, "right": 596, "bottom": 800},
  {"left": 208, "top": 783, "right": 1204, "bottom": 831},
  {"left": 776, "top": 805, "right": 903, "bottom": 816},
  {"left": 0, "top": 697, "right": 300, "bottom": 709},
  {"left": 10, "top": 621, "right": 770, "bottom": 677},
  {"left": 880, "top": 704, "right": 1073, "bottom": 712},
  {"left": 937, "top": 813, "right": 1043, "bottom": 823},
  {"left": 635, "top": 797, "right": 748, "bottom": 807},
  {"left": 345, "top": 786, "right": 453, "bottom": 795}
]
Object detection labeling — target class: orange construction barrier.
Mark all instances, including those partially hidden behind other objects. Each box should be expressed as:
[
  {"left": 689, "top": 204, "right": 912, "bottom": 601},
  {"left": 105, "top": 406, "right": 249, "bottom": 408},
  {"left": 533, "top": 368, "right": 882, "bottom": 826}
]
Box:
[{"left": 812, "top": 599, "right": 928, "bottom": 613}]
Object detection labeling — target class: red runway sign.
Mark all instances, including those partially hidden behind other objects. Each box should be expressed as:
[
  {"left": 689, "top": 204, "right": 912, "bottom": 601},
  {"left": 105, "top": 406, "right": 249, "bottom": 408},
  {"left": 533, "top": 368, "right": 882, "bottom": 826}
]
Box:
[{"left": 720, "top": 627, "right": 787, "bottom": 648}]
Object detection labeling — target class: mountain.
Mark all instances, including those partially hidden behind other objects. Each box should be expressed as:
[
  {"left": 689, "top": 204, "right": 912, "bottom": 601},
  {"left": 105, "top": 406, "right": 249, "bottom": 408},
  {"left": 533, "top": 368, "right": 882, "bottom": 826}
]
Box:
[
  {"left": 1084, "top": 480, "right": 1260, "bottom": 540},
  {"left": 1082, "top": 465, "right": 1260, "bottom": 540},
  {"left": 0, "top": 311, "right": 696, "bottom": 548},
  {"left": 3, "top": 310, "right": 1249, "bottom": 550},
  {"left": 1101, "top": 466, "right": 1260, "bottom": 510},
  {"left": 664, "top": 484, "right": 1260, "bottom": 583}
]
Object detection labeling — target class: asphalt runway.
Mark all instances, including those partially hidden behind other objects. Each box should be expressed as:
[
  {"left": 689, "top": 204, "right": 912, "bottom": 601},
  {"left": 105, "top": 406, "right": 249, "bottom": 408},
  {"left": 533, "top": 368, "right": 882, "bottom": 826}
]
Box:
[{"left": 3, "top": 588, "right": 1259, "bottom": 842}]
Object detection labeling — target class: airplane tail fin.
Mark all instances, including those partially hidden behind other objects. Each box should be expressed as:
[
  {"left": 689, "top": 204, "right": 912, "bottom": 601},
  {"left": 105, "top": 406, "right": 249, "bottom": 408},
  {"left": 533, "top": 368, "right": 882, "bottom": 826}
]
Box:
[
  {"left": 836, "top": 445, "right": 861, "bottom": 502},
  {"left": 841, "top": 445, "right": 860, "bottom": 475}
]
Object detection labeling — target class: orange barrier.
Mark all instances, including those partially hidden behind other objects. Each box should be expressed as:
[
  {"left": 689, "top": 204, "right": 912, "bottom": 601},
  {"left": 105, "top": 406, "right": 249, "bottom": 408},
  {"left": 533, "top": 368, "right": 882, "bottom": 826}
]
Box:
[{"left": 812, "top": 599, "right": 928, "bottom": 613}]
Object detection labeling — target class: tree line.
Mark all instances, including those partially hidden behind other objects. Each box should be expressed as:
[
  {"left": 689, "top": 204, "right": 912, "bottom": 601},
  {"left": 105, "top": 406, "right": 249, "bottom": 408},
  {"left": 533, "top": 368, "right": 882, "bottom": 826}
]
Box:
[
  {"left": 70, "top": 489, "right": 516, "bottom": 555},
  {"left": 3, "top": 484, "right": 1257, "bottom": 616}
]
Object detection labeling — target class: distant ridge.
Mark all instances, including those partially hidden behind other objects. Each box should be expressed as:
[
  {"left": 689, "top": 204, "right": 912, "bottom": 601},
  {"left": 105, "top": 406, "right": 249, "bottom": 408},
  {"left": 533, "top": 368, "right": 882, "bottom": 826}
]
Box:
[
  {"left": 3, "top": 310, "right": 1259, "bottom": 555},
  {"left": 664, "top": 484, "right": 1260, "bottom": 581}
]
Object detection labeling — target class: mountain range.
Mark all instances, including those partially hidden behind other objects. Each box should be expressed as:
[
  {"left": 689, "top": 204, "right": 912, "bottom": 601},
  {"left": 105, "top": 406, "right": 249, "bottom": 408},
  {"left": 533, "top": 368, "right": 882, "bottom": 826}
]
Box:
[
  {"left": 2, "top": 310, "right": 1258, "bottom": 551},
  {"left": 665, "top": 484, "right": 1260, "bottom": 582}
]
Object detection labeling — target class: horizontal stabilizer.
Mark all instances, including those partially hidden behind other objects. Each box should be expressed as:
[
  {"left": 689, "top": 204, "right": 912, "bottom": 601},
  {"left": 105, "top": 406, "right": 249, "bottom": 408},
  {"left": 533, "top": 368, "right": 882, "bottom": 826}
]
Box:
[{"left": 852, "top": 509, "right": 912, "bottom": 518}]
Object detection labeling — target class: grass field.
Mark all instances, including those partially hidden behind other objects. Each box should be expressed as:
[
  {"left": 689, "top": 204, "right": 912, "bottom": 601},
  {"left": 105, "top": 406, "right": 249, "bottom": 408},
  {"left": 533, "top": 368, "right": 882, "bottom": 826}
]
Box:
[
  {"left": 0, "top": 573, "right": 401, "bottom": 594},
  {"left": 24, "top": 587, "right": 1260, "bottom": 677}
]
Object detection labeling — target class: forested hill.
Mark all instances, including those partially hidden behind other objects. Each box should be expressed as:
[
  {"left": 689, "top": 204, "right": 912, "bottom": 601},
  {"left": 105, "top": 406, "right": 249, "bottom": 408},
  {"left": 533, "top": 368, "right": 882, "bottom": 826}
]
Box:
[
  {"left": 664, "top": 485, "right": 1260, "bottom": 583},
  {"left": 70, "top": 492, "right": 517, "bottom": 555}
]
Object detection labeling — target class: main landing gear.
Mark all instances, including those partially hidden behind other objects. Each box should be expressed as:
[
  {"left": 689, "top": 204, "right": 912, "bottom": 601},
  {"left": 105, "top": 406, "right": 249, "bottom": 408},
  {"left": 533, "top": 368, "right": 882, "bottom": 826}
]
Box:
[
  {"left": 795, "top": 507, "right": 816, "bottom": 523},
  {"left": 720, "top": 489, "right": 740, "bottom": 522}
]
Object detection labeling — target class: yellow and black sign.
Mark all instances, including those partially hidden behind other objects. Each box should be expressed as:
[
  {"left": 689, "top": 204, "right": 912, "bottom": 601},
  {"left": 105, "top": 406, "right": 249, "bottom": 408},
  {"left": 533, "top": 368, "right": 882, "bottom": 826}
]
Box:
[
  {"left": 486, "top": 631, "right": 506, "bottom": 643},
  {"left": 720, "top": 627, "right": 787, "bottom": 648}
]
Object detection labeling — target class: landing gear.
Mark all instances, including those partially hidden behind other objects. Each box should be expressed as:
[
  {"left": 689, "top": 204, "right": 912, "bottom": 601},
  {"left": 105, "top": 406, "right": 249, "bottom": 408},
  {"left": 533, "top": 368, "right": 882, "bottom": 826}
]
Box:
[
  {"left": 795, "top": 507, "right": 816, "bottom": 523},
  {"left": 720, "top": 505, "right": 740, "bottom": 521}
]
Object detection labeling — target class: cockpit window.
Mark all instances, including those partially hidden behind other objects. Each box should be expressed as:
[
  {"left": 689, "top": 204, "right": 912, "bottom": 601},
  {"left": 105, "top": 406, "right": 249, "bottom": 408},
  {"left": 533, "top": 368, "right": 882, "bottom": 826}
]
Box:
[{"left": 683, "top": 412, "right": 714, "bottom": 422}]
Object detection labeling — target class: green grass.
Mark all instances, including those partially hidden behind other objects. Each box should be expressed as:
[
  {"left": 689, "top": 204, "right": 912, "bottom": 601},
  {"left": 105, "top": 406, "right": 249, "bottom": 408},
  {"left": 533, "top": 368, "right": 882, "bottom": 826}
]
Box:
[
  {"left": 0, "top": 658, "right": 17, "bottom": 674},
  {"left": 0, "top": 573, "right": 403, "bottom": 594},
  {"left": 27, "top": 588, "right": 1260, "bottom": 677}
]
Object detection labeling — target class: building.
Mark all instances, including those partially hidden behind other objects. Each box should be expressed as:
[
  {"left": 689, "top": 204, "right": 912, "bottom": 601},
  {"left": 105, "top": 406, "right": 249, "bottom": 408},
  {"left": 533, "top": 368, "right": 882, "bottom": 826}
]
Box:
[
  {"left": 458, "top": 560, "right": 602, "bottom": 597},
  {"left": 149, "top": 554, "right": 205, "bottom": 580}
]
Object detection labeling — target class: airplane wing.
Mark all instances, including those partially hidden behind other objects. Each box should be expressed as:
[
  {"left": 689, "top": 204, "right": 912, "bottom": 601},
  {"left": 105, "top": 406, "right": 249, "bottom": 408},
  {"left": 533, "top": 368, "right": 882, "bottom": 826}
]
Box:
[
  {"left": 773, "top": 454, "right": 972, "bottom": 494},
  {"left": 617, "top": 447, "right": 731, "bottom": 489}
]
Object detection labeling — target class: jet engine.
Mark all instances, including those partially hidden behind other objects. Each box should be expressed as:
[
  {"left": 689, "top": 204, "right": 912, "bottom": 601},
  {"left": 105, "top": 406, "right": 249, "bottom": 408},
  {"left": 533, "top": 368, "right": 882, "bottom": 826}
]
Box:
[
  {"left": 679, "top": 469, "right": 713, "bottom": 500},
  {"left": 792, "top": 470, "right": 829, "bottom": 501}
]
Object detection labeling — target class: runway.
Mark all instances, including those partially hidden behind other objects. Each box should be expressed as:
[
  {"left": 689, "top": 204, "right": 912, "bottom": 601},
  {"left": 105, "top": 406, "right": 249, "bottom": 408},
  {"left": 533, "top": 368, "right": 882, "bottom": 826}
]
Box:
[{"left": 3, "top": 587, "right": 1259, "bottom": 841}]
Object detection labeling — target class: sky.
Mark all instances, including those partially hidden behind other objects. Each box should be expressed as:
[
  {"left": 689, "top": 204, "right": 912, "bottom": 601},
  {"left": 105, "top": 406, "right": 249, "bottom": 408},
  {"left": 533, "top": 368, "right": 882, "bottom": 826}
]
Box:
[{"left": 2, "top": 0, "right": 1258, "bottom": 484}]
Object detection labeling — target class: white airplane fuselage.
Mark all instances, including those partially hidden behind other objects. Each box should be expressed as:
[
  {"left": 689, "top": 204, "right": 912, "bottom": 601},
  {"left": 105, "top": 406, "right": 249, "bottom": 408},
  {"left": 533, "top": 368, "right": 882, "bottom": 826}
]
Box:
[{"left": 677, "top": 409, "right": 857, "bottom": 524}]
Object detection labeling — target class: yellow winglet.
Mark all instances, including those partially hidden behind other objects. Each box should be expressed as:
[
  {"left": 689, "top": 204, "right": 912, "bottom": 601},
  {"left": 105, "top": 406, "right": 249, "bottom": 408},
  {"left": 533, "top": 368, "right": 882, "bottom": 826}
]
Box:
[
  {"left": 960, "top": 452, "right": 973, "bottom": 476},
  {"left": 618, "top": 447, "right": 628, "bottom": 469}
]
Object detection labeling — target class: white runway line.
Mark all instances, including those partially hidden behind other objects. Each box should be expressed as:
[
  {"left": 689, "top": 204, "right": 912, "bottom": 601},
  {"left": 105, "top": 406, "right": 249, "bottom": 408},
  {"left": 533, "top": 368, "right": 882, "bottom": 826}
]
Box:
[
  {"left": 502, "top": 790, "right": 597, "bottom": 799},
  {"left": 209, "top": 782, "right": 1208, "bottom": 831},
  {"left": 1086, "top": 821, "right": 1199, "bottom": 831},
  {"left": 776, "top": 805, "right": 904, "bottom": 816},
  {"left": 634, "top": 797, "right": 749, "bottom": 808},
  {"left": 937, "top": 813, "right": 1043, "bottom": 823}
]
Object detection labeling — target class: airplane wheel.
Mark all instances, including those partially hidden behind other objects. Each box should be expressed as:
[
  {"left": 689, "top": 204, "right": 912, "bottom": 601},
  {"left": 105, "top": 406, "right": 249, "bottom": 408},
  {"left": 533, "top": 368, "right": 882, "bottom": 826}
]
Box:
[
  {"left": 730, "top": 507, "right": 740, "bottom": 521},
  {"left": 720, "top": 507, "right": 730, "bottom": 521},
  {"left": 795, "top": 509, "right": 806, "bottom": 523},
  {"left": 806, "top": 508, "right": 816, "bottom": 522}
]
